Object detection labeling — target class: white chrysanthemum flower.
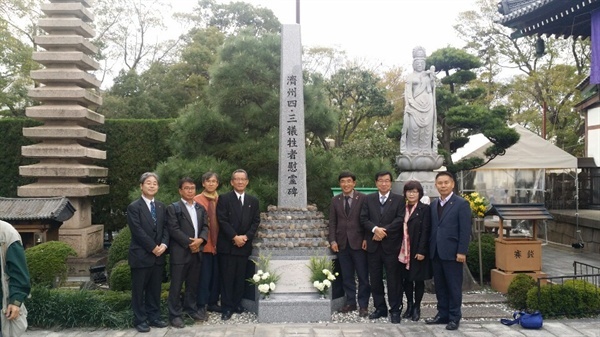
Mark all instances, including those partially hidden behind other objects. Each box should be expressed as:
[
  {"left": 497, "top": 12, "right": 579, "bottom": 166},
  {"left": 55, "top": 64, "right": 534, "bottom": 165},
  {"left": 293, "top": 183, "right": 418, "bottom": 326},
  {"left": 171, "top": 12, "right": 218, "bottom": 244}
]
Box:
[
  {"left": 270, "top": 282, "right": 276, "bottom": 291},
  {"left": 257, "top": 270, "right": 264, "bottom": 275},
  {"left": 323, "top": 279, "right": 331, "bottom": 287},
  {"left": 316, "top": 283, "right": 325, "bottom": 291},
  {"left": 253, "top": 274, "right": 261, "bottom": 282},
  {"left": 322, "top": 269, "right": 329, "bottom": 275},
  {"left": 261, "top": 272, "right": 270, "bottom": 280},
  {"left": 313, "top": 280, "right": 320, "bottom": 287},
  {"left": 258, "top": 283, "right": 270, "bottom": 294}
]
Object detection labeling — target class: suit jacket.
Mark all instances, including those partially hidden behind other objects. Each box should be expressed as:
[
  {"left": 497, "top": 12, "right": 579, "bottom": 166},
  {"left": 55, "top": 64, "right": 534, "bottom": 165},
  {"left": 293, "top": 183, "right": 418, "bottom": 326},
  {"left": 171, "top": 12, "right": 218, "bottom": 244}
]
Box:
[
  {"left": 127, "top": 197, "right": 169, "bottom": 268},
  {"left": 328, "top": 191, "right": 366, "bottom": 250},
  {"left": 166, "top": 200, "right": 209, "bottom": 265},
  {"left": 429, "top": 193, "right": 472, "bottom": 260},
  {"left": 360, "top": 192, "right": 405, "bottom": 255},
  {"left": 216, "top": 190, "right": 260, "bottom": 256}
]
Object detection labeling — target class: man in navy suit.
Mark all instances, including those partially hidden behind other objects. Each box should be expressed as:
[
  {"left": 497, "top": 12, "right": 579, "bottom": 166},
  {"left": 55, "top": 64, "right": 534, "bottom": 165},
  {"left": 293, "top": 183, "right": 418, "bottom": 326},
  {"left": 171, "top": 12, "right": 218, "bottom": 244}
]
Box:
[
  {"left": 425, "top": 171, "right": 471, "bottom": 330},
  {"left": 360, "top": 171, "right": 405, "bottom": 323},
  {"left": 127, "top": 172, "right": 169, "bottom": 333},
  {"left": 166, "top": 177, "right": 209, "bottom": 328},
  {"left": 328, "top": 171, "right": 370, "bottom": 317},
  {"left": 216, "top": 169, "right": 260, "bottom": 320}
]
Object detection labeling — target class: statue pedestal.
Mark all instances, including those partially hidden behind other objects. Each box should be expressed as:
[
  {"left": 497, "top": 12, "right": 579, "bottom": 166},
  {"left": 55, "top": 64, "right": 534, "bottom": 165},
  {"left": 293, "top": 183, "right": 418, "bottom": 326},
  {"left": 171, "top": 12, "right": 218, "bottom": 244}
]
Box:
[
  {"left": 394, "top": 153, "right": 444, "bottom": 199},
  {"left": 393, "top": 171, "right": 440, "bottom": 198}
]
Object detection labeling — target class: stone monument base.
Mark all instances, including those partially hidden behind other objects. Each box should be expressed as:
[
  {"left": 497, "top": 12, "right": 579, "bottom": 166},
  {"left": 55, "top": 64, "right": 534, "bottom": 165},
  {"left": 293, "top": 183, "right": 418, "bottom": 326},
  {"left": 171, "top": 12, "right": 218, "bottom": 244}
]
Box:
[
  {"left": 394, "top": 170, "right": 440, "bottom": 198},
  {"left": 59, "top": 224, "right": 104, "bottom": 258},
  {"left": 248, "top": 292, "right": 343, "bottom": 323},
  {"left": 67, "top": 250, "right": 108, "bottom": 278}
]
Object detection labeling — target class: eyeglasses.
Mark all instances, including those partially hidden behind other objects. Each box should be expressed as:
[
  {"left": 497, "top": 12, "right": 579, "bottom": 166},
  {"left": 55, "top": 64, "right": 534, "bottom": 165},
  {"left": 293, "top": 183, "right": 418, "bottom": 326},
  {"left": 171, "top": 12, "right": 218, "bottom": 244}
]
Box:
[
  {"left": 181, "top": 186, "right": 196, "bottom": 191},
  {"left": 376, "top": 179, "right": 392, "bottom": 184},
  {"left": 233, "top": 178, "right": 248, "bottom": 182},
  {"left": 406, "top": 190, "right": 419, "bottom": 195}
]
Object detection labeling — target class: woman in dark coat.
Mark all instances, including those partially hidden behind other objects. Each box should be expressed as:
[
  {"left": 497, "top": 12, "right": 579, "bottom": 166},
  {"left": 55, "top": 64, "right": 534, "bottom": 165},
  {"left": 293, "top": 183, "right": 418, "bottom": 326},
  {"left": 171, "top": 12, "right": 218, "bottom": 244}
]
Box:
[{"left": 398, "top": 180, "right": 432, "bottom": 321}]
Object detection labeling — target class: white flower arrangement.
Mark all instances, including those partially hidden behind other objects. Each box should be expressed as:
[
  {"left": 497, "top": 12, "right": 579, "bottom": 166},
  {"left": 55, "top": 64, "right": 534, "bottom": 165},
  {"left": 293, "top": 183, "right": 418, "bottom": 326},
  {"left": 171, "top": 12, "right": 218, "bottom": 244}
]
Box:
[
  {"left": 247, "top": 255, "right": 280, "bottom": 298},
  {"left": 308, "top": 256, "right": 338, "bottom": 297}
]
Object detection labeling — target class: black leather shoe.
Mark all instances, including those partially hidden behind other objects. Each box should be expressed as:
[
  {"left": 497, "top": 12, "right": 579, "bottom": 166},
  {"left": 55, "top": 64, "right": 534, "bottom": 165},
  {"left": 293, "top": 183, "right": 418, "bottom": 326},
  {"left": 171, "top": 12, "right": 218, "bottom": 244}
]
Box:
[
  {"left": 368, "top": 309, "right": 388, "bottom": 319},
  {"left": 207, "top": 303, "right": 222, "bottom": 313},
  {"left": 446, "top": 321, "right": 460, "bottom": 330},
  {"left": 411, "top": 307, "right": 421, "bottom": 321},
  {"left": 134, "top": 322, "right": 150, "bottom": 333},
  {"left": 148, "top": 319, "right": 167, "bottom": 328},
  {"left": 425, "top": 314, "right": 449, "bottom": 325},
  {"left": 234, "top": 306, "right": 245, "bottom": 314},
  {"left": 390, "top": 312, "right": 401, "bottom": 324},
  {"left": 170, "top": 317, "right": 185, "bottom": 328},
  {"left": 187, "top": 311, "right": 204, "bottom": 321},
  {"left": 402, "top": 304, "right": 413, "bottom": 319},
  {"left": 221, "top": 310, "right": 233, "bottom": 320}
]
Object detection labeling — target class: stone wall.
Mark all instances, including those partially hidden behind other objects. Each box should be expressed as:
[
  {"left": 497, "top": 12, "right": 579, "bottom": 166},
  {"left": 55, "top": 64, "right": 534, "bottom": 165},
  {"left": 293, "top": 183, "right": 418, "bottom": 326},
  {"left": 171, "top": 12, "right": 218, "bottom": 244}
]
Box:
[{"left": 546, "top": 211, "right": 600, "bottom": 254}]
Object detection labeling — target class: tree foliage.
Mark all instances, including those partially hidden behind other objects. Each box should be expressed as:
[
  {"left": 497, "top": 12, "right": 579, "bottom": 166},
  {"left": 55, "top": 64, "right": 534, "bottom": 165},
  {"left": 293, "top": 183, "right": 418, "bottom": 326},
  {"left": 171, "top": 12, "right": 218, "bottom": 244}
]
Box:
[
  {"left": 428, "top": 47, "right": 519, "bottom": 171},
  {"left": 454, "top": 0, "right": 587, "bottom": 156}
]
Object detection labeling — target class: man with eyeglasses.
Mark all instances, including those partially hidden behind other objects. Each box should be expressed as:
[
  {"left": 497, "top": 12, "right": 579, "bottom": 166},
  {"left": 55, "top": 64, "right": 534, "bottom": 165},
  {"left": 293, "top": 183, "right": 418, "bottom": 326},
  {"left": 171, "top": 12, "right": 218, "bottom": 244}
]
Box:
[
  {"left": 360, "top": 171, "right": 405, "bottom": 323},
  {"left": 216, "top": 169, "right": 261, "bottom": 320},
  {"left": 166, "top": 177, "right": 209, "bottom": 328}
]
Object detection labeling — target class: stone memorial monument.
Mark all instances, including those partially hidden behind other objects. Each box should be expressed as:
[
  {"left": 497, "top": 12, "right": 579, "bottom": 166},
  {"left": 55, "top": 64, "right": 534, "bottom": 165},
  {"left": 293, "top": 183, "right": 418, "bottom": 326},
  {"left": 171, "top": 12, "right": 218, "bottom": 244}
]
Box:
[
  {"left": 18, "top": 0, "right": 107, "bottom": 263},
  {"left": 247, "top": 24, "right": 343, "bottom": 323},
  {"left": 395, "top": 46, "right": 444, "bottom": 197}
]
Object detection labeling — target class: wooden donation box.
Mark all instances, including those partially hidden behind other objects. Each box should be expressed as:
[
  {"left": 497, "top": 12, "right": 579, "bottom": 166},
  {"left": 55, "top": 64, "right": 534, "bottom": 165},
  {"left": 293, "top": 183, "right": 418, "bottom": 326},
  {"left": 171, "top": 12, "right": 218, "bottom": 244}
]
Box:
[{"left": 486, "top": 204, "right": 552, "bottom": 293}]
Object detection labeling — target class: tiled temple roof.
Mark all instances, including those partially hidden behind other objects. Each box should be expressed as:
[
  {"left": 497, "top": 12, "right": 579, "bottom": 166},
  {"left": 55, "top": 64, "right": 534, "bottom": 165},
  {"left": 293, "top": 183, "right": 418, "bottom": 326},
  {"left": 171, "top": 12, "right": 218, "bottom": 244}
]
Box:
[{"left": 0, "top": 197, "right": 75, "bottom": 222}]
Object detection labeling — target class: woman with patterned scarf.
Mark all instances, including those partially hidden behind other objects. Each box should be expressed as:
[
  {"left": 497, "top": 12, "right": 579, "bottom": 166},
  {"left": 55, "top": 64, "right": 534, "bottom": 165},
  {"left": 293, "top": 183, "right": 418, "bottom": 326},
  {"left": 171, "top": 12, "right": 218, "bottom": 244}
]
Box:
[
  {"left": 193, "top": 172, "right": 221, "bottom": 320},
  {"left": 398, "top": 180, "right": 432, "bottom": 322}
]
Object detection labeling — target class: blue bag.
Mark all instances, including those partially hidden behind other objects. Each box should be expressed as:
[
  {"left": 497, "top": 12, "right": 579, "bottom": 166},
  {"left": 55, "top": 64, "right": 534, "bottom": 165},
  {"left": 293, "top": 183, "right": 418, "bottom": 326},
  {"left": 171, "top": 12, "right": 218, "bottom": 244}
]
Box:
[{"left": 500, "top": 311, "right": 543, "bottom": 329}]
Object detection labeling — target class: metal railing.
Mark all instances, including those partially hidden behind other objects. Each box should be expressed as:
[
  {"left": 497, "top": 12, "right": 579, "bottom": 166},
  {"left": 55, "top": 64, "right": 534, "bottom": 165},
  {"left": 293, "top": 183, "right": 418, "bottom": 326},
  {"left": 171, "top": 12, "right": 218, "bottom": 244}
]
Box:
[{"left": 531, "top": 261, "right": 600, "bottom": 317}]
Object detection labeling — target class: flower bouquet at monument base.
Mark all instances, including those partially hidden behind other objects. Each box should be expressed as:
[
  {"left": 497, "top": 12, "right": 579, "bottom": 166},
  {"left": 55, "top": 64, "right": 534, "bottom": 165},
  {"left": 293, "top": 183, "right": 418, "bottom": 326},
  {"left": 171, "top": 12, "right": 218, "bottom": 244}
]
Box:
[
  {"left": 308, "top": 256, "right": 338, "bottom": 298},
  {"left": 463, "top": 192, "right": 490, "bottom": 218},
  {"left": 247, "top": 254, "right": 280, "bottom": 299}
]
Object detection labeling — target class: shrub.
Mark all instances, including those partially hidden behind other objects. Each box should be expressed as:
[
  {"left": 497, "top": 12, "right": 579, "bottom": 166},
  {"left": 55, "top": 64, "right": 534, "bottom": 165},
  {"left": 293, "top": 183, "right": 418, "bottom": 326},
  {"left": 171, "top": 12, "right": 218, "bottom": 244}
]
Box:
[
  {"left": 526, "top": 280, "right": 600, "bottom": 318},
  {"left": 109, "top": 260, "right": 132, "bottom": 291},
  {"left": 25, "top": 241, "right": 77, "bottom": 288},
  {"left": 507, "top": 273, "right": 537, "bottom": 309},
  {"left": 106, "top": 227, "right": 131, "bottom": 275},
  {"left": 26, "top": 286, "right": 132, "bottom": 328},
  {"left": 467, "top": 234, "right": 496, "bottom": 282}
]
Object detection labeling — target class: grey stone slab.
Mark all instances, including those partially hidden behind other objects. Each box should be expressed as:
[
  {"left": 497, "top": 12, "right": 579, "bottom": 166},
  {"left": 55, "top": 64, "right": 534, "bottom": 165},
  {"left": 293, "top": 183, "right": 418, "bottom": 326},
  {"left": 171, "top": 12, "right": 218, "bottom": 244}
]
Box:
[
  {"left": 32, "top": 52, "right": 99, "bottom": 70},
  {"left": 278, "top": 24, "right": 307, "bottom": 208},
  {"left": 38, "top": 18, "right": 95, "bottom": 38},
  {"left": 34, "top": 35, "right": 98, "bottom": 54},
  {"left": 258, "top": 293, "right": 331, "bottom": 323},
  {"left": 41, "top": 3, "right": 94, "bottom": 22},
  {"left": 542, "top": 321, "right": 594, "bottom": 337}
]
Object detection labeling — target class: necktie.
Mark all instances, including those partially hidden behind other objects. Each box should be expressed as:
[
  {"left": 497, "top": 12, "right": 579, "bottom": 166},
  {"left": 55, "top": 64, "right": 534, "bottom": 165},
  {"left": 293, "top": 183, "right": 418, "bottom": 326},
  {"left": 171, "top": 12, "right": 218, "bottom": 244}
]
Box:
[
  {"left": 380, "top": 195, "right": 386, "bottom": 205},
  {"left": 150, "top": 201, "right": 157, "bottom": 223},
  {"left": 344, "top": 196, "right": 350, "bottom": 216},
  {"left": 239, "top": 195, "right": 243, "bottom": 209}
]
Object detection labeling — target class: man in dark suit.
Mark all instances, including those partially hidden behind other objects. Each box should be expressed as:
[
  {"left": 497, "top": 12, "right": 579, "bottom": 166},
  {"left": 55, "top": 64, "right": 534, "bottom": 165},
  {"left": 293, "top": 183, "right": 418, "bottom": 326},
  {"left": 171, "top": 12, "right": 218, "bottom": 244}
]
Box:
[
  {"left": 216, "top": 169, "right": 260, "bottom": 320},
  {"left": 127, "top": 172, "right": 169, "bottom": 333},
  {"left": 360, "top": 171, "right": 405, "bottom": 323},
  {"left": 329, "top": 171, "right": 370, "bottom": 317},
  {"left": 166, "top": 177, "right": 209, "bottom": 328},
  {"left": 425, "top": 171, "right": 471, "bottom": 330}
]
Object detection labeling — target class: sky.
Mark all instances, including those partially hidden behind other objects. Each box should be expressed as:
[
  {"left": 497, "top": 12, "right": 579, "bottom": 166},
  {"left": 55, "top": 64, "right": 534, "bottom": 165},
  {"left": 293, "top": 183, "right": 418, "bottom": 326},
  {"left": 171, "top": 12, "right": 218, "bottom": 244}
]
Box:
[{"left": 172, "top": 0, "right": 480, "bottom": 72}]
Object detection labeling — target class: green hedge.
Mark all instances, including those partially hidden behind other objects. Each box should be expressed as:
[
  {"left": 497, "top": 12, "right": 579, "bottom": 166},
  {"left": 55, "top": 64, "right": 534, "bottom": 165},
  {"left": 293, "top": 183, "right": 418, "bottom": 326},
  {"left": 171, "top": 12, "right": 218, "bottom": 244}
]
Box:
[
  {"left": 0, "top": 118, "right": 40, "bottom": 197},
  {"left": 466, "top": 233, "right": 495, "bottom": 282},
  {"left": 507, "top": 273, "right": 536, "bottom": 309},
  {"left": 92, "top": 119, "right": 174, "bottom": 233},
  {"left": 26, "top": 287, "right": 132, "bottom": 328},
  {"left": 25, "top": 241, "right": 77, "bottom": 288},
  {"left": 526, "top": 280, "right": 600, "bottom": 318}
]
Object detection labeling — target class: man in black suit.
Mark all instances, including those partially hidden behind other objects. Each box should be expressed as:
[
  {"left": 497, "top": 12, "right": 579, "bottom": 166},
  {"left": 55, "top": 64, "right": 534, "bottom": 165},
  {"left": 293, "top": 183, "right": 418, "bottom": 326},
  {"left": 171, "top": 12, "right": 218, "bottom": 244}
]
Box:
[
  {"left": 425, "top": 171, "right": 471, "bottom": 330},
  {"left": 216, "top": 169, "right": 261, "bottom": 320},
  {"left": 328, "top": 171, "right": 370, "bottom": 317},
  {"left": 127, "top": 172, "right": 169, "bottom": 333},
  {"left": 360, "top": 171, "right": 405, "bottom": 323},
  {"left": 166, "top": 177, "right": 209, "bottom": 328}
]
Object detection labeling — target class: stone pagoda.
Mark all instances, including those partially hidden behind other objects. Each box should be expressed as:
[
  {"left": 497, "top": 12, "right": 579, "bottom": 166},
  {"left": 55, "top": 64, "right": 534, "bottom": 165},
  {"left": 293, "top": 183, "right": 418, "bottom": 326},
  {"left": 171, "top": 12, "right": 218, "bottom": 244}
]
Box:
[{"left": 18, "top": 0, "right": 107, "bottom": 258}]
